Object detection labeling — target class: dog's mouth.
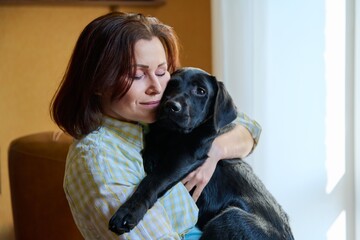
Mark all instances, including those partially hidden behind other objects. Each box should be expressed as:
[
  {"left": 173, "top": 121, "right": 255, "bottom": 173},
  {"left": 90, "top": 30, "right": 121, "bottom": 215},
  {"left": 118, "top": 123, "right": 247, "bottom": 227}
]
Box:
[{"left": 156, "top": 113, "right": 195, "bottom": 134}]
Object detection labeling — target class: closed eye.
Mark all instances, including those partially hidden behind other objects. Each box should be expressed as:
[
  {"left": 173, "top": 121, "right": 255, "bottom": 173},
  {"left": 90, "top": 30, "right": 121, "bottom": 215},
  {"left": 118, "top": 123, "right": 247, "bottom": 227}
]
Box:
[{"left": 156, "top": 72, "right": 166, "bottom": 77}]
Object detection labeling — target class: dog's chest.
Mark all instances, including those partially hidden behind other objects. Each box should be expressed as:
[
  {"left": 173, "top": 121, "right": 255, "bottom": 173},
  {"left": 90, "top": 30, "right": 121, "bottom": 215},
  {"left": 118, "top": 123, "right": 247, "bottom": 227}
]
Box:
[{"left": 144, "top": 129, "right": 212, "bottom": 172}]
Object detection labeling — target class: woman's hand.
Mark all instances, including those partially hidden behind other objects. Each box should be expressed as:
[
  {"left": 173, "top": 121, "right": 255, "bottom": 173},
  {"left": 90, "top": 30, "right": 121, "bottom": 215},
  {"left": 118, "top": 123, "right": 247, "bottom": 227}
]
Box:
[
  {"left": 181, "top": 139, "right": 223, "bottom": 202},
  {"left": 181, "top": 124, "right": 254, "bottom": 202},
  {"left": 181, "top": 157, "right": 218, "bottom": 202}
]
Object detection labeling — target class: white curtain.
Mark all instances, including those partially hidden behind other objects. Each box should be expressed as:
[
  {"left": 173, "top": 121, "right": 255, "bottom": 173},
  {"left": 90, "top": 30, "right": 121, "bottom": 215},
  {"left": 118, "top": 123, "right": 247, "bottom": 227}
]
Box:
[
  {"left": 211, "top": 0, "right": 358, "bottom": 239},
  {"left": 354, "top": 0, "right": 360, "bottom": 237}
]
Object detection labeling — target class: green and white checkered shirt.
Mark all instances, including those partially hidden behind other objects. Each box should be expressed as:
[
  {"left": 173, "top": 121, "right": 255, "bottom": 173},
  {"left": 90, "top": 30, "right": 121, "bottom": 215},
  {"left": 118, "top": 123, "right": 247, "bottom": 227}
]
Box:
[{"left": 64, "top": 113, "right": 261, "bottom": 239}]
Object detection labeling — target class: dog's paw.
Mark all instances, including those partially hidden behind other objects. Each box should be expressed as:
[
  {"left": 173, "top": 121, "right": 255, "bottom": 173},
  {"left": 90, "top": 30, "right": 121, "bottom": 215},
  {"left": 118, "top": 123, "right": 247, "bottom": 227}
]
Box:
[{"left": 109, "top": 207, "right": 138, "bottom": 235}]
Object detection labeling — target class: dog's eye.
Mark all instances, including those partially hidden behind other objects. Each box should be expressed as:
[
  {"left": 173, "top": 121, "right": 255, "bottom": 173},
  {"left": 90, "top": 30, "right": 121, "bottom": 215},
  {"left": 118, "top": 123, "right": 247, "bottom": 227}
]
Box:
[{"left": 193, "top": 87, "right": 207, "bottom": 96}]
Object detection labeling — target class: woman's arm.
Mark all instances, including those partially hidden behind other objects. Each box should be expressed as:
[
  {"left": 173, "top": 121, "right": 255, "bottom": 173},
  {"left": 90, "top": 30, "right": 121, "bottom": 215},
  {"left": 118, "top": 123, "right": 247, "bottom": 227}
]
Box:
[{"left": 182, "top": 112, "right": 262, "bottom": 201}]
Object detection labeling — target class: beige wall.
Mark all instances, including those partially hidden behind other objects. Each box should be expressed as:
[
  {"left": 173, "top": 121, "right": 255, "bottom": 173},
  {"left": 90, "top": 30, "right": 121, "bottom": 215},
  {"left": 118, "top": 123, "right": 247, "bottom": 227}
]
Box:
[{"left": 0, "top": 1, "right": 211, "bottom": 239}]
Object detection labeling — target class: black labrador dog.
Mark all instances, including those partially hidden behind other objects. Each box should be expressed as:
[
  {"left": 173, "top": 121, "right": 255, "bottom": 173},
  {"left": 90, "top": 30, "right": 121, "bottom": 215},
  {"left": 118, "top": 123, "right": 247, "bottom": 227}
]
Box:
[{"left": 109, "top": 67, "right": 294, "bottom": 240}]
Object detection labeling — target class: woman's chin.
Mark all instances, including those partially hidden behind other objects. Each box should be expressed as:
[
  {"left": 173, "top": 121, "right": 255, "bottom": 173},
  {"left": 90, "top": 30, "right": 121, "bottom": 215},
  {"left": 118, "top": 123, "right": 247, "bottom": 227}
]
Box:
[{"left": 141, "top": 116, "right": 156, "bottom": 124}]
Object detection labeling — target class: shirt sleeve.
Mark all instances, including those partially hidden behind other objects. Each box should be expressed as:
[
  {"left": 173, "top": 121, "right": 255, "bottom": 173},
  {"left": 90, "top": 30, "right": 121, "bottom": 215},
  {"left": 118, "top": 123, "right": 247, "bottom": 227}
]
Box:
[
  {"left": 64, "top": 138, "right": 182, "bottom": 240},
  {"left": 234, "top": 112, "right": 262, "bottom": 153}
]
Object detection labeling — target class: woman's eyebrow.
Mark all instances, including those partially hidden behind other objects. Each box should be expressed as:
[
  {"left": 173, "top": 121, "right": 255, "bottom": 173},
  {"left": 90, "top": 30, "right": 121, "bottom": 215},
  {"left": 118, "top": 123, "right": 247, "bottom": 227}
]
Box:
[
  {"left": 135, "top": 62, "right": 167, "bottom": 68},
  {"left": 135, "top": 64, "right": 149, "bottom": 69},
  {"left": 158, "top": 62, "right": 167, "bottom": 67}
]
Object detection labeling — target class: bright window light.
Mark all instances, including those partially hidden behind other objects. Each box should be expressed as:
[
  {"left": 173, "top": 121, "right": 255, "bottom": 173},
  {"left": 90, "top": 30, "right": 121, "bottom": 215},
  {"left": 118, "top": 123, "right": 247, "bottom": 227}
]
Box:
[
  {"left": 327, "top": 210, "right": 347, "bottom": 240},
  {"left": 324, "top": 0, "right": 346, "bottom": 195}
]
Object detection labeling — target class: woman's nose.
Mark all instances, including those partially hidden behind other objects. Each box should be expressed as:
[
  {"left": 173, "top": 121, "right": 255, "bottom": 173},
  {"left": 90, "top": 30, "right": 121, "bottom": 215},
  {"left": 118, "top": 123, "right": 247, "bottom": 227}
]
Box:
[{"left": 146, "top": 74, "right": 162, "bottom": 95}]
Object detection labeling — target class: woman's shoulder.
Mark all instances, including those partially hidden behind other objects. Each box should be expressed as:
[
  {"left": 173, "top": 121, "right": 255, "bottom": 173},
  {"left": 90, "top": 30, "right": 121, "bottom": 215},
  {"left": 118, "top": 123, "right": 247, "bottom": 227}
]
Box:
[
  {"left": 70, "top": 129, "right": 105, "bottom": 153},
  {"left": 68, "top": 125, "right": 144, "bottom": 167},
  {"left": 65, "top": 126, "right": 146, "bottom": 184}
]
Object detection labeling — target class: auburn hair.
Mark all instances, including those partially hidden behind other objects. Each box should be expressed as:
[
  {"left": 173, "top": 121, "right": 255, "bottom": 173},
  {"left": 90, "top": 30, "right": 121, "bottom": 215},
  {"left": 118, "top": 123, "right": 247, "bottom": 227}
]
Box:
[{"left": 50, "top": 12, "right": 180, "bottom": 139}]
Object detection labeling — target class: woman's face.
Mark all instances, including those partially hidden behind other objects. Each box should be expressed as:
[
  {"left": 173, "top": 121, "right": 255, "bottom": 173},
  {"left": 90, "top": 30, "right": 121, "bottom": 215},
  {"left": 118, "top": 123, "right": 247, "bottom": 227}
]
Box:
[{"left": 103, "top": 37, "right": 170, "bottom": 123}]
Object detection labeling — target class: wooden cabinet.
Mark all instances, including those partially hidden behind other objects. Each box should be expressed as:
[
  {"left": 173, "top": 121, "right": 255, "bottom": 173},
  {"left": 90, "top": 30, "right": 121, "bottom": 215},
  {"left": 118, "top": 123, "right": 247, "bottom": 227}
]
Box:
[{"left": 0, "top": 0, "right": 165, "bottom": 6}]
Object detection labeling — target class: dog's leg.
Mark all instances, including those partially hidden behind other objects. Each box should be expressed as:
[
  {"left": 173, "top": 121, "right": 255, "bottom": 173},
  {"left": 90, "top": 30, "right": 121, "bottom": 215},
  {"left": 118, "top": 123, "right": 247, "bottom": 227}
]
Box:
[
  {"left": 108, "top": 161, "right": 201, "bottom": 235},
  {"left": 109, "top": 174, "right": 164, "bottom": 235},
  {"left": 200, "top": 206, "right": 280, "bottom": 240}
]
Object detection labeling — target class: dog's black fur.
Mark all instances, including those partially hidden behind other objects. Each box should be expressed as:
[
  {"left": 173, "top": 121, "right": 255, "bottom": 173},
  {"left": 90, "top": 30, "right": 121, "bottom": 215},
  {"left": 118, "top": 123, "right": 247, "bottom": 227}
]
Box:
[{"left": 109, "top": 67, "right": 294, "bottom": 240}]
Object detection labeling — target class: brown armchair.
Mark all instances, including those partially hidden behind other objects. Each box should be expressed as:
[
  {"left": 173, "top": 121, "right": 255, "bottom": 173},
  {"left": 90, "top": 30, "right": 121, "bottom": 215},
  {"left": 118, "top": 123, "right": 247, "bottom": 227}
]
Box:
[{"left": 8, "top": 131, "right": 83, "bottom": 240}]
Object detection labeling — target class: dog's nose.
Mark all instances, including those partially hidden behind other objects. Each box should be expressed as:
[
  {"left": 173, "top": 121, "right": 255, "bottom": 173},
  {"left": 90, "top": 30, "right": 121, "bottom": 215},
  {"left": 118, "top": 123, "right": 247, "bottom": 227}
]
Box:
[{"left": 165, "top": 100, "right": 182, "bottom": 112}]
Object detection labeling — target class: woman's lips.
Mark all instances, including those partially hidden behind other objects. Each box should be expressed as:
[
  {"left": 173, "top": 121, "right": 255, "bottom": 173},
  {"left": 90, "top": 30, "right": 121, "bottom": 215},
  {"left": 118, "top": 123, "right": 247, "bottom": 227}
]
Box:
[{"left": 140, "top": 100, "right": 160, "bottom": 108}]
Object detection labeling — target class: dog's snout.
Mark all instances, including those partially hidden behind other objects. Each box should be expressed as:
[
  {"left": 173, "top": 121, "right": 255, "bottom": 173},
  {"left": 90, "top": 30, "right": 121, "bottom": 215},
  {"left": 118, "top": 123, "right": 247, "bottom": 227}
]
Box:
[{"left": 165, "top": 100, "right": 182, "bottom": 113}]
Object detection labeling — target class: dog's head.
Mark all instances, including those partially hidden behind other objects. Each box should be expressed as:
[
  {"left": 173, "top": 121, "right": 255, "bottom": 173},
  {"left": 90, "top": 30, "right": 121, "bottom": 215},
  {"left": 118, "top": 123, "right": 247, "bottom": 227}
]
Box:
[{"left": 156, "top": 67, "right": 237, "bottom": 134}]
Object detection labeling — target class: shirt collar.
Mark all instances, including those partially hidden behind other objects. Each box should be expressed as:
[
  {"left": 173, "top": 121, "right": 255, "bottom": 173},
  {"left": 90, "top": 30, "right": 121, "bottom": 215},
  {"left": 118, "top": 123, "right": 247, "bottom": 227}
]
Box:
[{"left": 101, "top": 115, "right": 148, "bottom": 148}]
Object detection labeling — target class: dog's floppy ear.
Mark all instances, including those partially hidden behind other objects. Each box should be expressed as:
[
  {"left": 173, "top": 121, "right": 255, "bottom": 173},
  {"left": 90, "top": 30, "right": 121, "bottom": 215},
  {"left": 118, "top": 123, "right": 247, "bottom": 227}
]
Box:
[{"left": 213, "top": 78, "right": 238, "bottom": 131}]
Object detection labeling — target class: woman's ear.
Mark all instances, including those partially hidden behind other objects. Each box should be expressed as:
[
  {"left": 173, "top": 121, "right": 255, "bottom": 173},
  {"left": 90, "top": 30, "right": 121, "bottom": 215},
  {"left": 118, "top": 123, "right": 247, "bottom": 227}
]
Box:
[{"left": 213, "top": 78, "right": 238, "bottom": 131}]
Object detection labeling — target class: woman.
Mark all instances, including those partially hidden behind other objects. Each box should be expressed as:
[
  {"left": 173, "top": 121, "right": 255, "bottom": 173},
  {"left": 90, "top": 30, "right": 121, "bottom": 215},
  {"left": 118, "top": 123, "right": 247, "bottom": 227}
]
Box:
[{"left": 51, "top": 12, "right": 261, "bottom": 239}]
